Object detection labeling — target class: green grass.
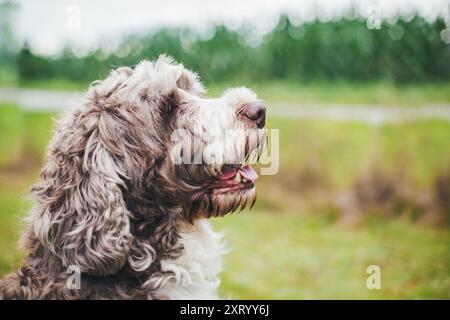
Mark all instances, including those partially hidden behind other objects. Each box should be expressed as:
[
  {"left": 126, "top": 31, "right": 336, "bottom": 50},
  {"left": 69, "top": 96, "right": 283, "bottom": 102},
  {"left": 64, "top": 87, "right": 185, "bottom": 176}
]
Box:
[
  {"left": 0, "top": 105, "right": 54, "bottom": 166},
  {"left": 0, "top": 106, "right": 52, "bottom": 274},
  {"left": 0, "top": 180, "right": 30, "bottom": 274},
  {"left": 213, "top": 211, "right": 450, "bottom": 299},
  {"left": 22, "top": 112, "right": 54, "bottom": 157},
  {"left": 0, "top": 104, "right": 23, "bottom": 166},
  {"left": 1, "top": 183, "right": 448, "bottom": 299},
  {"left": 266, "top": 117, "right": 450, "bottom": 191},
  {"left": 0, "top": 75, "right": 90, "bottom": 91}
]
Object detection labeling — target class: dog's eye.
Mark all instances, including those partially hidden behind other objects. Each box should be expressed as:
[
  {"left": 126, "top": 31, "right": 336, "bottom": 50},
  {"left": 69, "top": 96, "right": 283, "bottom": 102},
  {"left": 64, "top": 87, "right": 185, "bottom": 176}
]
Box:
[{"left": 162, "top": 90, "right": 179, "bottom": 114}]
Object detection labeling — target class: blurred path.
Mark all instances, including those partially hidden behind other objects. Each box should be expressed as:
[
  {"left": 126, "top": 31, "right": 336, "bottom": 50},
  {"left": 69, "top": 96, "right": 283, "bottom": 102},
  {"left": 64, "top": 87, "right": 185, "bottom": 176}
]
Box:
[
  {"left": 272, "top": 103, "right": 450, "bottom": 124},
  {"left": 1, "top": 87, "right": 450, "bottom": 124},
  {"left": 0, "top": 87, "right": 85, "bottom": 112}
]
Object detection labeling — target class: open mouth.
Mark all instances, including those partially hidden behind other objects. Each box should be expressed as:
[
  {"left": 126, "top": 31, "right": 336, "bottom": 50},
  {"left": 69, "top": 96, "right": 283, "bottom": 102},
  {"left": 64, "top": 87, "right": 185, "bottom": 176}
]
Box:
[{"left": 211, "top": 164, "right": 258, "bottom": 194}]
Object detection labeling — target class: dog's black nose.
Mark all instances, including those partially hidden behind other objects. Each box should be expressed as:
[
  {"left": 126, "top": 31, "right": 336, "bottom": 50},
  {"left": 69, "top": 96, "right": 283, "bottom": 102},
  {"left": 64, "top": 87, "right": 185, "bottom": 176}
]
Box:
[{"left": 242, "top": 102, "right": 266, "bottom": 128}]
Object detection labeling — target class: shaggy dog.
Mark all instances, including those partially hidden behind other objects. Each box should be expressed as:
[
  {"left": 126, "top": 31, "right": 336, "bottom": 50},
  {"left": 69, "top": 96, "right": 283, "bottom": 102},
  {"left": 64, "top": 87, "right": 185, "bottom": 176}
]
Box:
[{"left": 0, "top": 56, "right": 267, "bottom": 299}]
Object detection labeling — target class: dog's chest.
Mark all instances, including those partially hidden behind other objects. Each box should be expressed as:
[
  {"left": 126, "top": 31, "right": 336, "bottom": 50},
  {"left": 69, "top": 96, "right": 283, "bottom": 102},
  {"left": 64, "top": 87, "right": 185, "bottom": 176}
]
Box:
[{"left": 155, "top": 219, "right": 227, "bottom": 299}]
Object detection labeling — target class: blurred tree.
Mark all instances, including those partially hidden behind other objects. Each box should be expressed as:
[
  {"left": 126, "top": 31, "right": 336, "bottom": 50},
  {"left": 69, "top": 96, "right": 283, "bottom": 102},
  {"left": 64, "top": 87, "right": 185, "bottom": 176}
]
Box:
[
  {"left": 0, "top": 0, "right": 20, "bottom": 83},
  {"left": 11, "top": 14, "right": 450, "bottom": 85}
]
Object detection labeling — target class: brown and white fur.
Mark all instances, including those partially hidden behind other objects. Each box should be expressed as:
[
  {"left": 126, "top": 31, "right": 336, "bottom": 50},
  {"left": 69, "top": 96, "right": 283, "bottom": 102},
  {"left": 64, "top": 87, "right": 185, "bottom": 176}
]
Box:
[{"left": 0, "top": 55, "right": 267, "bottom": 299}]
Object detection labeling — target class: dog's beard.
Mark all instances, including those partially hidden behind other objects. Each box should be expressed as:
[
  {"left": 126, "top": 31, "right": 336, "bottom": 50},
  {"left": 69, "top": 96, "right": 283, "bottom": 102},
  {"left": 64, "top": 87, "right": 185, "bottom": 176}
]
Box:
[
  {"left": 208, "top": 186, "right": 257, "bottom": 217},
  {"left": 169, "top": 124, "right": 267, "bottom": 220},
  {"left": 186, "top": 183, "right": 257, "bottom": 219},
  {"left": 182, "top": 138, "right": 266, "bottom": 219}
]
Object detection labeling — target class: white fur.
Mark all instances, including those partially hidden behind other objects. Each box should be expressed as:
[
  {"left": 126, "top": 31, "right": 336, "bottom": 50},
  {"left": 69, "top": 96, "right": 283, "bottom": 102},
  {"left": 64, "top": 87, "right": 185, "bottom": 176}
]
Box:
[
  {"left": 154, "top": 219, "right": 228, "bottom": 299},
  {"left": 174, "top": 87, "right": 266, "bottom": 169}
]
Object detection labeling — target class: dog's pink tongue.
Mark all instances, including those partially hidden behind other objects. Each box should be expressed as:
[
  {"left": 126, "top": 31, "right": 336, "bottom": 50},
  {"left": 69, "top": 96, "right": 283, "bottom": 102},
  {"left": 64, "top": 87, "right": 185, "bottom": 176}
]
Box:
[{"left": 239, "top": 165, "right": 258, "bottom": 181}]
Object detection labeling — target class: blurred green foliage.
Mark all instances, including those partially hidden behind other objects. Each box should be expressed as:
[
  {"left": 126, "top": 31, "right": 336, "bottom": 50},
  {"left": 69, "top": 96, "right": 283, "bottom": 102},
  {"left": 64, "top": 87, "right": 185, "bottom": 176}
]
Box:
[
  {"left": 4, "top": 16, "right": 450, "bottom": 86},
  {"left": 0, "top": 0, "right": 19, "bottom": 84}
]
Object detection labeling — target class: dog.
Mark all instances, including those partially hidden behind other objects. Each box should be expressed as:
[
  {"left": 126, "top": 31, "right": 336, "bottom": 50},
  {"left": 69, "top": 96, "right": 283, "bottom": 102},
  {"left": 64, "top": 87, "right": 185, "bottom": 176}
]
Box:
[{"left": 0, "top": 55, "right": 267, "bottom": 299}]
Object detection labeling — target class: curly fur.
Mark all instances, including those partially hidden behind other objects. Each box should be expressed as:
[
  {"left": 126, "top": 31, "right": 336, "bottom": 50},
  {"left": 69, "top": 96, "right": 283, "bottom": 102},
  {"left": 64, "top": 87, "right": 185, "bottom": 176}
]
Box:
[{"left": 0, "top": 55, "right": 266, "bottom": 299}]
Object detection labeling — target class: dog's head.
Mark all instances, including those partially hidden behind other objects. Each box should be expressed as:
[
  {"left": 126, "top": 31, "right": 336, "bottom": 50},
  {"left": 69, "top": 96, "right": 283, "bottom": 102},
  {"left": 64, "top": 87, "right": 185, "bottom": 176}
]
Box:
[
  {"left": 30, "top": 55, "right": 267, "bottom": 276},
  {"left": 163, "top": 68, "right": 268, "bottom": 220},
  {"left": 93, "top": 55, "right": 267, "bottom": 219}
]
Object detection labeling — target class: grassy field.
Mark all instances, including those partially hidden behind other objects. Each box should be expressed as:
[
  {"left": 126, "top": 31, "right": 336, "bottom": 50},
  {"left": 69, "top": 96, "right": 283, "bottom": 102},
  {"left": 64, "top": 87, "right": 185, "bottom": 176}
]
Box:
[
  {"left": 0, "top": 94, "right": 449, "bottom": 298},
  {"left": 213, "top": 212, "right": 450, "bottom": 299},
  {"left": 266, "top": 117, "right": 450, "bottom": 190}
]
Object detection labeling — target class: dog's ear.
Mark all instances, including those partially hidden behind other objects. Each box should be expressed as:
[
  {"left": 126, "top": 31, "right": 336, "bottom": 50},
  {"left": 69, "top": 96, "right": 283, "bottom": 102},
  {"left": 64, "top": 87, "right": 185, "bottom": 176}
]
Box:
[
  {"left": 31, "top": 125, "right": 133, "bottom": 276},
  {"left": 176, "top": 68, "right": 205, "bottom": 96},
  {"left": 152, "top": 55, "right": 205, "bottom": 96},
  {"left": 30, "top": 71, "right": 139, "bottom": 276}
]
